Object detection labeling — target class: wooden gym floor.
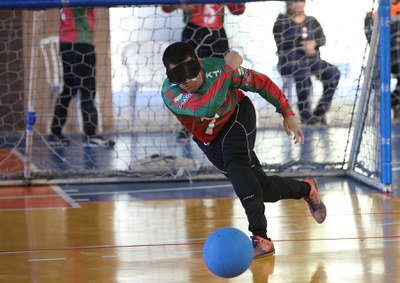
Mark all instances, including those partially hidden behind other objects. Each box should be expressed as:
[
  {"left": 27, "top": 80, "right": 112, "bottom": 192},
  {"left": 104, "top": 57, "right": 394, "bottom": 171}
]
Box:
[
  {"left": 0, "top": 177, "right": 399, "bottom": 283},
  {"left": 0, "top": 125, "right": 399, "bottom": 282}
]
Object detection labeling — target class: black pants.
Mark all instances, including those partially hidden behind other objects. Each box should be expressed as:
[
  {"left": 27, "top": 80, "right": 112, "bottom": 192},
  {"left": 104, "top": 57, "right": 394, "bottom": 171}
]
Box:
[
  {"left": 194, "top": 97, "right": 310, "bottom": 237},
  {"left": 182, "top": 23, "right": 229, "bottom": 58},
  {"left": 51, "top": 43, "right": 98, "bottom": 137}
]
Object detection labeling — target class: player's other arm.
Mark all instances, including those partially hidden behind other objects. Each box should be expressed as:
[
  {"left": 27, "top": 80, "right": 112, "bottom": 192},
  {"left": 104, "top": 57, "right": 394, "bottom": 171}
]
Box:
[
  {"left": 232, "top": 67, "right": 294, "bottom": 118},
  {"left": 232, "top": 66, "right": 303, "bottom": 144}
]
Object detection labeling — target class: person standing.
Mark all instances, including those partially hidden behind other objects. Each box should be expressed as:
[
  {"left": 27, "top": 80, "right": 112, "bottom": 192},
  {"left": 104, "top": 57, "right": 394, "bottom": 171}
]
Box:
[
  {"left": 48, "top": 8, "right": 115, "bottom": 147},
  {"left": 161, "top": 42, "right": 327, "bottom": 258},
  {"left": 162, "top": 3, "right": 245, "bottom": 138},
  {"left": 273, "top": 0, "right": 340, "bottom": 125}
]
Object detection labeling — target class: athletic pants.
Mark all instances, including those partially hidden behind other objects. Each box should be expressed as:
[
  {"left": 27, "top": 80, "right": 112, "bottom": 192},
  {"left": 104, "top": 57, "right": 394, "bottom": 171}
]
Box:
[
  {"left": 182, "top": 23, "right": 229, "bottom": 59},
  {"left": 51, "top": 43, "right": 98, "bottom": 137},
  {"left": 194, "top": 96, "right": 310, "bottom": 237}
]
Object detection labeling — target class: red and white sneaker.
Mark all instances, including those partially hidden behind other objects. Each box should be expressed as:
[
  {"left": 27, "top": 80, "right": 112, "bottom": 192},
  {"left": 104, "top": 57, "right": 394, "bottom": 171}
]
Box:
[
  {"left": 251, "top": 236, "right": 275, "bottom": 259},
  {"left": 303, "top": 177, "right": 327, "bottom": 224}
]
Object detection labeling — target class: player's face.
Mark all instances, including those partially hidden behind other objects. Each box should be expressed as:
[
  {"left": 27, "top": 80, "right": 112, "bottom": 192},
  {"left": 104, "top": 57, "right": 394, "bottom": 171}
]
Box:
[
  {"left": 287, "top": 1, "right": 305, "bottom": 15},
  {"left": 168, "top": 57, "right": 203, "bottom": 93}
]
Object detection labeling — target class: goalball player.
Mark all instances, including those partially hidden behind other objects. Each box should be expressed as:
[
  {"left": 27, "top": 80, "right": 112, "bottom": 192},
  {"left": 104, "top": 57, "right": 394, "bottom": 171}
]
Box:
[{"left": 160, "top": 42, "right": 327, "bottom": 258}]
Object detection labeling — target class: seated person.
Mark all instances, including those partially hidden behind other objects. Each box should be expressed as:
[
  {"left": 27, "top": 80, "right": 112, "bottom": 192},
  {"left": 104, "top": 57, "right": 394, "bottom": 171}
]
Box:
[{"left": 272, "top": 0, "right": 340, "bottom": 125}]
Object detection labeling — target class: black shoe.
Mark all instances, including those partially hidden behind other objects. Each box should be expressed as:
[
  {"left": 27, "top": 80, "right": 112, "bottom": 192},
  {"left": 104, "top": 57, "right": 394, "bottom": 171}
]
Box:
[
  {"left": 84, "top": 135, "right": 115, "bottom": 148},
  {"left": 307, "top": 115, "right": 327, "bottom": 126},
  {"left": 48, "top": 134, "right": 70, "bottom": 147}
]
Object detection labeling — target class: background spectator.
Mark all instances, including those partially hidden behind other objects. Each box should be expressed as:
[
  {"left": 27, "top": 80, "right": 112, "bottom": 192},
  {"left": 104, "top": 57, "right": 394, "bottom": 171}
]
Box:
[{"left": 273, "top": 0, "right": 340, "bottom": 125}]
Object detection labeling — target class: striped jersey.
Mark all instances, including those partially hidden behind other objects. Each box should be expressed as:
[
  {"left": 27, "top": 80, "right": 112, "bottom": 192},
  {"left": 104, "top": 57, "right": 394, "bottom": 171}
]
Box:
[
  {"left": 162, "top": 4, "right": 245, "bottom": 30},
  {"left": 161, "top": 57, "right": 294, "bottom": 143},
  {"left": 60, "top": 8, "right": 94, "bottom": 44}
]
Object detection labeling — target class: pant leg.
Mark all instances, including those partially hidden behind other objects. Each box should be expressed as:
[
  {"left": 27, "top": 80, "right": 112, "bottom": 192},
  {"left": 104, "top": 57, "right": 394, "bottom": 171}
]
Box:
[
  {"left": 182, "top": 24, "right": 228, "bottom": 58},
  {"left": 50, "top": 43, "right": 78, "bottom": 136},
  {"left": 310, "top": 58, "right": 340, "bottom": 117},
  {"left": 195, "top": 97, "right": 267, "bottom": 236},
  {"left": 279, "top": 52, "right": 313, "bottom": 121},
  {"left": 182, "top": 24, "right": 213, "bottom": 58},
  {"left": 73, "top": 43, "right": 98, "bottom": 137},
  {"left": 209, "top": 28, "right": 229, "bottom": 58},
  {"left": 195, "top": 97, "right": 309, "bottom": 237}
]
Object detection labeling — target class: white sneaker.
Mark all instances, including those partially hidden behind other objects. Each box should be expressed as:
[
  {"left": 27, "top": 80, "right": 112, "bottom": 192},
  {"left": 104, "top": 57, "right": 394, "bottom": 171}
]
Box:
[{"left": 84, "top": 135, "right": 115, "bottom": 148}]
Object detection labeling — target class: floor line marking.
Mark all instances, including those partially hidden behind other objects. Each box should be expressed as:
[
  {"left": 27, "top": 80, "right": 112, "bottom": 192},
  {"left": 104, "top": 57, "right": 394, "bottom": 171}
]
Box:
[
  {"left": 28, "top": 258, "right": 66, "bottom": 262},
  {"left": 73, "top": 199, "right": 90, "bottom": 202},
  {"left": 0, "top": 194, "right": 68, "bottom": 200},
  {"left": 52, "top": 185, "right": 81, "bottom": 208},
  {"left": 13, "top": 148, "right": 38, "bottom": 172},
  {"left": 67, "top": 184, "right": 233, "bottom": 197},
  {"left": 1, "top": 235, "right": 399, "bottom": 255}
]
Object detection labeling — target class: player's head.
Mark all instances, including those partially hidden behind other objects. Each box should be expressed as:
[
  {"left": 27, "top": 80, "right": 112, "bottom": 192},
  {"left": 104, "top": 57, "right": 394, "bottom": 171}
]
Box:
[
  {"left": 162, "top": 42, "right": 202, "bottom": 92},
  {"left": 286, "top": 0, "right": 306, "bottom": 15},
  {"left": 163, "top": 42, "right": 197, "bottom": 70}
]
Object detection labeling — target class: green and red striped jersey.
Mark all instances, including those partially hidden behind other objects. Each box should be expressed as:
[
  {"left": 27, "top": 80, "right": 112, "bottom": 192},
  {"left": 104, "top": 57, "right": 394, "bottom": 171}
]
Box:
[
  {"left": 161, "top": 57, "right": 294, "bottom": 143},
  {"left": 60, "top": 8, "right": 94, "bottom": 44},
  {"left": 161, "top": 4, "right": 245, "bottom": 30}
]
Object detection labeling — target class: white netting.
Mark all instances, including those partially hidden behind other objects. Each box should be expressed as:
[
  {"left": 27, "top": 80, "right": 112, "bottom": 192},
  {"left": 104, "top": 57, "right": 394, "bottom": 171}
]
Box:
[{"left": 0, "top": 0, "right": 385, "bottom": 188}]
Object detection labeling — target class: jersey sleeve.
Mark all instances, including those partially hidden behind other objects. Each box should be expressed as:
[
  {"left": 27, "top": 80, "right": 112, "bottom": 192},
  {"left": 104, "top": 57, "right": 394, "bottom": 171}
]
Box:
[
  {"left": 231, "top": 67, "right": 294, "bottom": 117},
  {"left": 312, "top": 17, "right": 326, "bottom": 48},
  {"left": 162, "top": 65, "right": 235, "bottom": 118}
]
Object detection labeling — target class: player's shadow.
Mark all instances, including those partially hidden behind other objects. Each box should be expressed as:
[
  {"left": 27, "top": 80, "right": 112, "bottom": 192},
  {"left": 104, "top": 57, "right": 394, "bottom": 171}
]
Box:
[
  {"left": 309, "top": 262, "right": 327, "bottom": 283},
  {"left": 250, "top": 256, "right": 275, "bottom": 283}
]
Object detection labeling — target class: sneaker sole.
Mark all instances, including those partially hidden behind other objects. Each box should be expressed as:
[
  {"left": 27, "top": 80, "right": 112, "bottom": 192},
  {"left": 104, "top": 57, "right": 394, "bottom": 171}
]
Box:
[{"left": 254, "top": 250, "right": 275, "bottom": 259}]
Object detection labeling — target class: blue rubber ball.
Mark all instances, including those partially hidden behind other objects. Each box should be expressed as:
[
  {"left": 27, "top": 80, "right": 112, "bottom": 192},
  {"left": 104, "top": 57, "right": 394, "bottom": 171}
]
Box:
[{"left": 203, "top": 227, "right": 253, "bottom": 278}]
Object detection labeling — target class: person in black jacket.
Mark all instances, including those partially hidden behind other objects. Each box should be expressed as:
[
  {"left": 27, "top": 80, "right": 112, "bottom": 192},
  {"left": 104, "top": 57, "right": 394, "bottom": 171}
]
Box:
[{"left": 273, "top": 0, "right": 340, "bottom": 125}]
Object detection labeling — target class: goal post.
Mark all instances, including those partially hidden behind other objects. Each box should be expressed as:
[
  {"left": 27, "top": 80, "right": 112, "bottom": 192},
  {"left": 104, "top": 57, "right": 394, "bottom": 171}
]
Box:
[
  {"left": 0, "top": 0, "right": 392, "bottom": 192},
  {"left": 378, "top": 0, "right": 392, "bottom": 190},
  {"left": 348, "top": 0, "right": 392, "bottom": 192}
]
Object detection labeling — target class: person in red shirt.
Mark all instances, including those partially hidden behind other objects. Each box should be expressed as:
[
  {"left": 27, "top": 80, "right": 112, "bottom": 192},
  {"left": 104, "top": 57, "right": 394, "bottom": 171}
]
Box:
[
  {"left": 161, "top": 42, "right": 327, "bottom": 258},
  {"left": 48, "top": 8, "right": 114, "bottom": 148},
  {"left": 162, "top": 3, "right": 245, "bottom": 138}
]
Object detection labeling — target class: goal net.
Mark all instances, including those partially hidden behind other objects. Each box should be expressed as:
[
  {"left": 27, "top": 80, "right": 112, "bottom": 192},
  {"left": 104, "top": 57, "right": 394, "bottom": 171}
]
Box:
[{"left": 0, "top": 0, "right": 391, "bottom": 191}]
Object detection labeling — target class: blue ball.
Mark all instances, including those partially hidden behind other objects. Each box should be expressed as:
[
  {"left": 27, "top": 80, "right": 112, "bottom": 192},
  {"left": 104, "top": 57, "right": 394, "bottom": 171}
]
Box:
[{"left": 203, "top": 227, "right": 253, "bottom": 278}]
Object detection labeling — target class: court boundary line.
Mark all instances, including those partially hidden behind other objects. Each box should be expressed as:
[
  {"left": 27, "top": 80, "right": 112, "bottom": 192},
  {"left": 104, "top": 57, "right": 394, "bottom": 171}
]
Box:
[{"left": 0, "top": 235, "right": 399, "bottom": 255}]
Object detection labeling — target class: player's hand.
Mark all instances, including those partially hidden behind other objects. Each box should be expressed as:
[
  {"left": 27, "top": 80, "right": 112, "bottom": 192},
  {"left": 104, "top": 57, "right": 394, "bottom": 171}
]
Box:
[
  {"left": 283, "top": 115, "right": 304, "bottom": 145},
  {"left": 224, "top": 50, "right": 243, "bottom": 70},
  {"left": 300, "top": 39, "right": 317, "bottom": 56}
]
